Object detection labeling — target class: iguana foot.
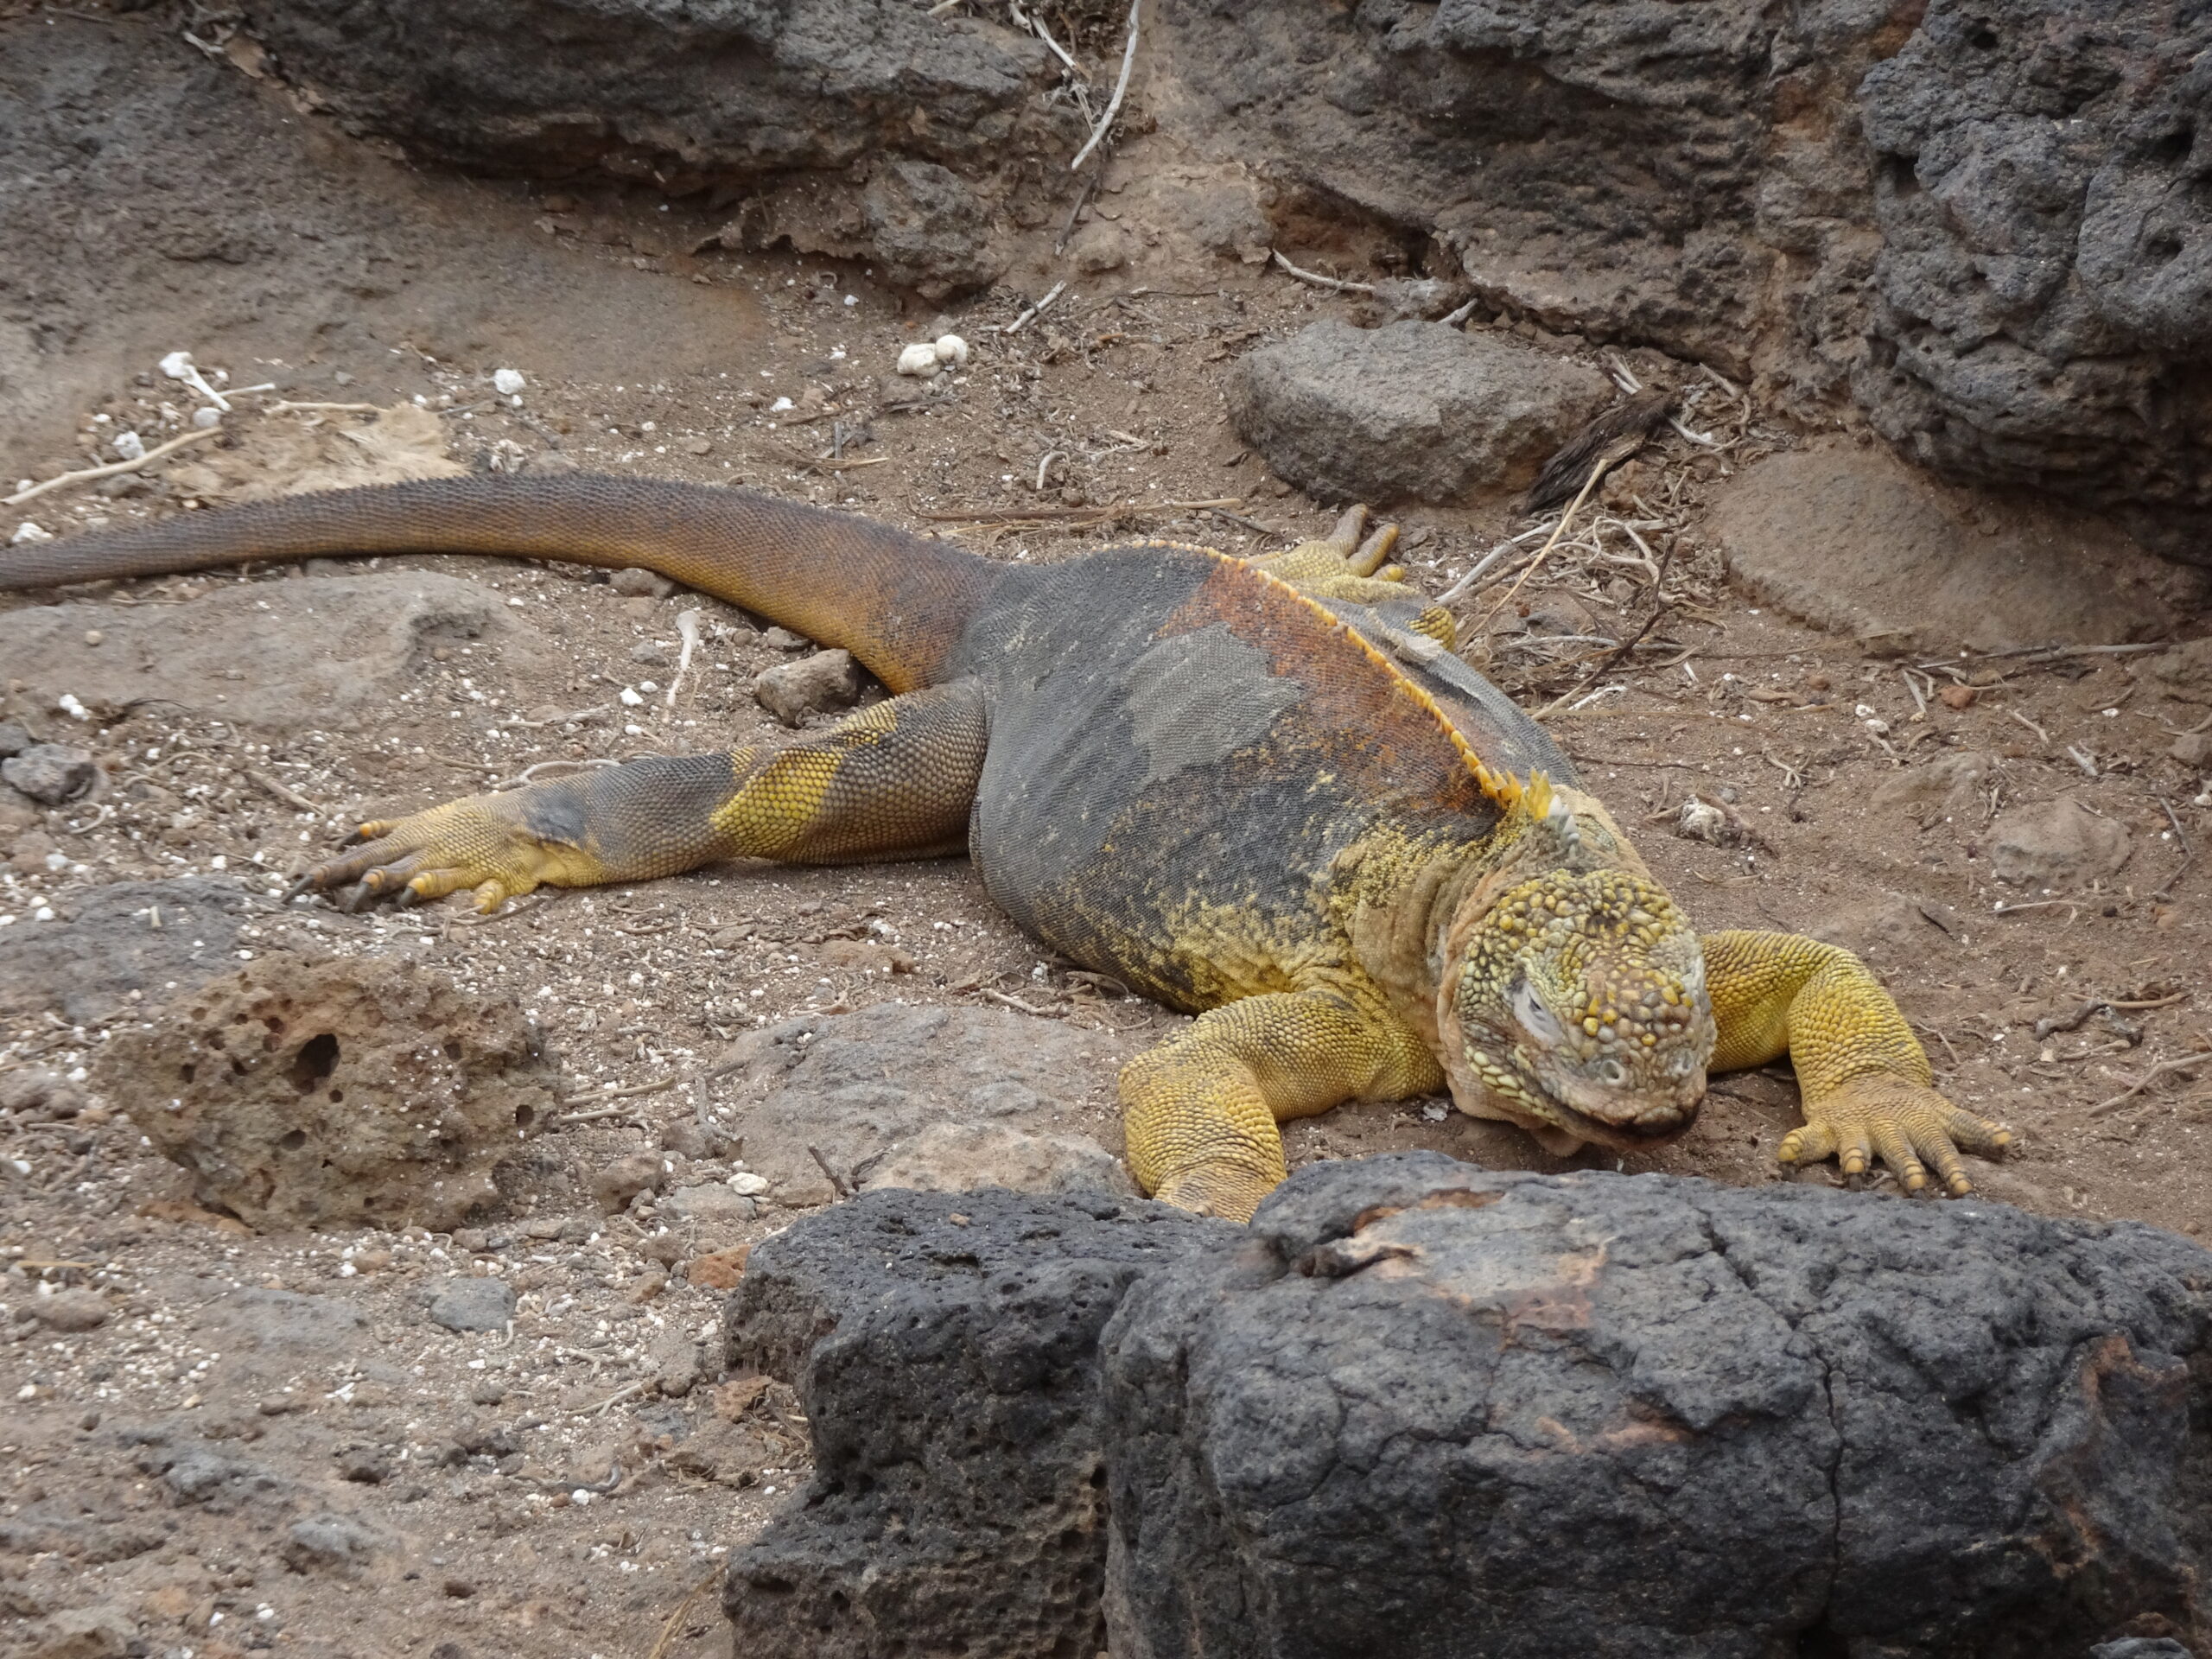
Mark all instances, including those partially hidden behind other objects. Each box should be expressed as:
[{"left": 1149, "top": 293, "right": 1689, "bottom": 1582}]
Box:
[
  {"left": 1151, "top": 1161, "right": 1281, "bottom": 1224},
  {"left": 1778, "top": 1074, "right": 2012, "bottom": 1197},
  {"left": 1253, "top": 505, "right": 1455, "bottom": 646},
  {"left": 289, "top": 794, "right": 611, "bottom": 914}
]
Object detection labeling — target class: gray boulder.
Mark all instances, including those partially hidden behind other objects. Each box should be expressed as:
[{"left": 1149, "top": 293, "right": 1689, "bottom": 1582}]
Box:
[
  {"left": 709, "top": 1002, "right": 1144, "bottom": 1205},
  {"left": 721, "top": 1187, "right": 1234, "bottom": 1659},
  {"left": 858, "top": 1120, "right": 1138, "bottom": 1198},
  {"left": 1227, "top": 321, "right": 1612, "bottom": 505},
  {"left": 753, "top": 647, "right": 863, "bottom": 728},
  {"left": 0, "top": 877, "right": 251, "bottom": 1025},
  {"left": 1102, "top": 1152, "right": 2212, "bottom": 1658},
  {"left": 1988, "top": 798, "right": 2134, "bottom": 889},
  {"left": 238, "top": 0, "right": 1069, "bottom": 295}
]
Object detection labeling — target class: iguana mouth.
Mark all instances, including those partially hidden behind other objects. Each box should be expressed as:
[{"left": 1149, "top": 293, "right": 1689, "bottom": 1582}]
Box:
[
  {"left": 1516, "top": 1074, "right": 1707, "bottom": 1150},
  {"left": 1436, "top": 1035, "right": 1707, "bottom": 1153}
]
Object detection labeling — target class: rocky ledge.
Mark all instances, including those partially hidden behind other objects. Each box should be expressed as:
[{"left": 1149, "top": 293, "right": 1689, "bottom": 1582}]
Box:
[{"left": 722, "top": 1152, "right": 2212, "bottom": 1658}]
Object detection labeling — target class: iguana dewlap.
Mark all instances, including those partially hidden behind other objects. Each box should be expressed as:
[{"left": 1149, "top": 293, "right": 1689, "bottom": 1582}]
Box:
[{"left": 1, "top": 478, "right": 2011, "bottom": 1220}]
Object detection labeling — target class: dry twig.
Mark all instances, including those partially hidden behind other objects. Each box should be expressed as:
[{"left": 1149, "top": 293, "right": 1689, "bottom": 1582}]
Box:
[
  {"left": 1268, "top": 250, "right": 1375, "bottom": 296},
  {"left": 1531, "top": 535, "right": 1681, "bottom": 722},
  {"left": 1471, "top": 459, "right": 1607, "bottom": 637},
  {"left": 4, "top": 427, "right": 222, "bottom": 508},
  {"left": 2089, "top": 1046, "right": 2212, "bottom": 1116},
  {"left": 1003, "top": 280, "right": 1067, "bottom": 334},
  {"left": 807, "top": 1143, "right": 857, "bottom": 1198},
  {"left": 645, "top": 1567, "right": 726, "bottom": 1659},
  {"left": 244, "top": 768, "right": 321, "bottom": 816},
  {"left": 1070, "top": 0, "right": 1141, "bottom": 169},
  {"left": 980, "top": 988, "right": 1066, "bottom": 1018}
]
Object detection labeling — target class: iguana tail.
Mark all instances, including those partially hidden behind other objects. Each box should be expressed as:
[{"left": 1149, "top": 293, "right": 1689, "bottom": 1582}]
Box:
[{"left": 0, "top": 475, "right": 998, "bottom": 693}]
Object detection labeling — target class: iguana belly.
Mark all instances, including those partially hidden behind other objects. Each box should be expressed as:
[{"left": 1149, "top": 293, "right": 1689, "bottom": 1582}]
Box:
[{"left": 953, "top": 547, "right": 1509, "bottom": 1013}]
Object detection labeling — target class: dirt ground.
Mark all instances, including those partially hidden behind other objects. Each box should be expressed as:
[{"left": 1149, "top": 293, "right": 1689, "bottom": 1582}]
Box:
[{"left": 3, "top": 11, "right": 2211, "bottom": 1659}]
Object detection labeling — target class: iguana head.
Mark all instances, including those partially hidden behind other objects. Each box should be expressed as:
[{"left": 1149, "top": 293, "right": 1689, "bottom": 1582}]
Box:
[{"left": 1437, "top": 775, "right": 1716, "bottom": 1150}]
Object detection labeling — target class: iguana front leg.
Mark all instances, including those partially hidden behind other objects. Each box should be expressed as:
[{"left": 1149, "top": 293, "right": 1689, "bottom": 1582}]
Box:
[
  {"left": 294, "top": 680, "right": 987, "bottom": 911},
  {"left": 1701, "top": 930, "right": 2012, "bottom": 1195},
  {"left": 1251, "top": 506, "right": 1457, "bottom": 647},
  {"left": 1122, "top": 989, "right": 1441, "bottom": 1222}
]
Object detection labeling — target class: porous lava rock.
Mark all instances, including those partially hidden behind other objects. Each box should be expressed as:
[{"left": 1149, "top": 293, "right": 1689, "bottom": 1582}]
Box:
[
  {"left": 1102, "top": 1153, "right": 2212, "bottom": 1658},
  {"left": 1160, "top": 0, "right": 2212, "bottom": 550},
  {"left": 236, "top": 0, "right": 1071, "bottom": 296},
  {"left": 1227, "top": 320, "right": 1612, "bottom": 505},
  {"left": 99, "top": 951, "right": 556, "bottom": 1230},
  {"left": 720, "top": 1187, "right": 1233, "bottom": 1659}
]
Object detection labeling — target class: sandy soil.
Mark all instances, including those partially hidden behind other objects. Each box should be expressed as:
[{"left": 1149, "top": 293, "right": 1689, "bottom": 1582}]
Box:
[{"left": 3, "top": 11, "right": 2209, "bottom": 1659}]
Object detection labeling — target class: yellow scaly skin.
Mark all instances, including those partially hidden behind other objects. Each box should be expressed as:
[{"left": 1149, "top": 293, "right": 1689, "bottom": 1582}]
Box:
[{"left": 143, "top": 498, "right": 2006, "bottom": 1218}]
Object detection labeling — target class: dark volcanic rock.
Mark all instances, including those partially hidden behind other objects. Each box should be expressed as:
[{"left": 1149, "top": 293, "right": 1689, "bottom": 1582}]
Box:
[
  {"left": 1160, "top": 0, "right": 2212, "bottom": 551},
  {"left": 720, "top": 1188, "right": 1233, "bottom": 1659},
  {"left": 239, "top": 0, "right": 1071, "bottom": 296},
  {"left": 1102, "top": 1152, "right": 2212, "bottom": 1659},
  {"left": 1227, "top": 321, "right": 1612, "bottom": 505}
]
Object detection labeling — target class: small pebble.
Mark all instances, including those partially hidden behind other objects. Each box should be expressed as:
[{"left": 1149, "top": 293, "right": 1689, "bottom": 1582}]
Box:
[
  {"left": 30, "top": 1289, "right": 110, "bottom": 1332},
  {"left": 610, "top": 567, "right": 675, "bottom": 600},
  {"left": 427, "top": 1276, "right": 517, "bottom": 1333}
]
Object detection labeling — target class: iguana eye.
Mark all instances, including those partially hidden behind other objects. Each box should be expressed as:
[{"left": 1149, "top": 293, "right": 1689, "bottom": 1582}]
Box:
[{"left": 1510, "top": 980, "right": 1563, "bottom": 1046}]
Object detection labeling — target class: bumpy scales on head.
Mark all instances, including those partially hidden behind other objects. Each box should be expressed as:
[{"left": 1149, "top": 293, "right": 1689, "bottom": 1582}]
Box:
[{"left": 1441, "top": 773, "right": 1716, "bottom": 1151}]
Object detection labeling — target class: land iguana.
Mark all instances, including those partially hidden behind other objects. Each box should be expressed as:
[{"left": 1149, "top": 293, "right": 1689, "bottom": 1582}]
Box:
[{"left": 0, "top": 479, "right": 2012, "bottom": 1220}]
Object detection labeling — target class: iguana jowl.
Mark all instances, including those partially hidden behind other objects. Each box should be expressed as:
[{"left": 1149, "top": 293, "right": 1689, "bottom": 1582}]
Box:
[{"left": 1, "top": 479, "right": 2012, "bottom": 1219}]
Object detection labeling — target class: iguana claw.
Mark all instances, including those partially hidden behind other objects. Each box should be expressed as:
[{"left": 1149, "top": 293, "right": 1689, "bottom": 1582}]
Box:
[
  {"left": 288, "top": 797, "right": 610, "bottom": 914},
  {"left": 1779, "top": 1074, "right": 2012, "bottom": 1197}
]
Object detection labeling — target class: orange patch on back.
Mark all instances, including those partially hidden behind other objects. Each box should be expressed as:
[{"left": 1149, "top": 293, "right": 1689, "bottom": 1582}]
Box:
[{"left": 1157, "top": 554, "right": 1526, "bottom": 817}]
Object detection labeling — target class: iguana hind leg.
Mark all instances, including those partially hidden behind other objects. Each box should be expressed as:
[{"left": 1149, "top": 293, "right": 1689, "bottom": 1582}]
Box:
[
  {"left": 1701, "top": 930, "right": 2012, "bottom": 1195},
  {"left": 1251, "top": 505, "right": 1456, "bottom": 647},
  {"left": 296, "top": 679, "right": 988, "bottom": 912},
  {"left": 1122, "top": 989, "right": 1441, "bottom": 1222}
]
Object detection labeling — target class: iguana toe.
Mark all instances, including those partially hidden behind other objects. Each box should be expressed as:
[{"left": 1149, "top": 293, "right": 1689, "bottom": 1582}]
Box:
[{"left": 1350, "top": 523, "right": 1400, "bottom": 575}]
